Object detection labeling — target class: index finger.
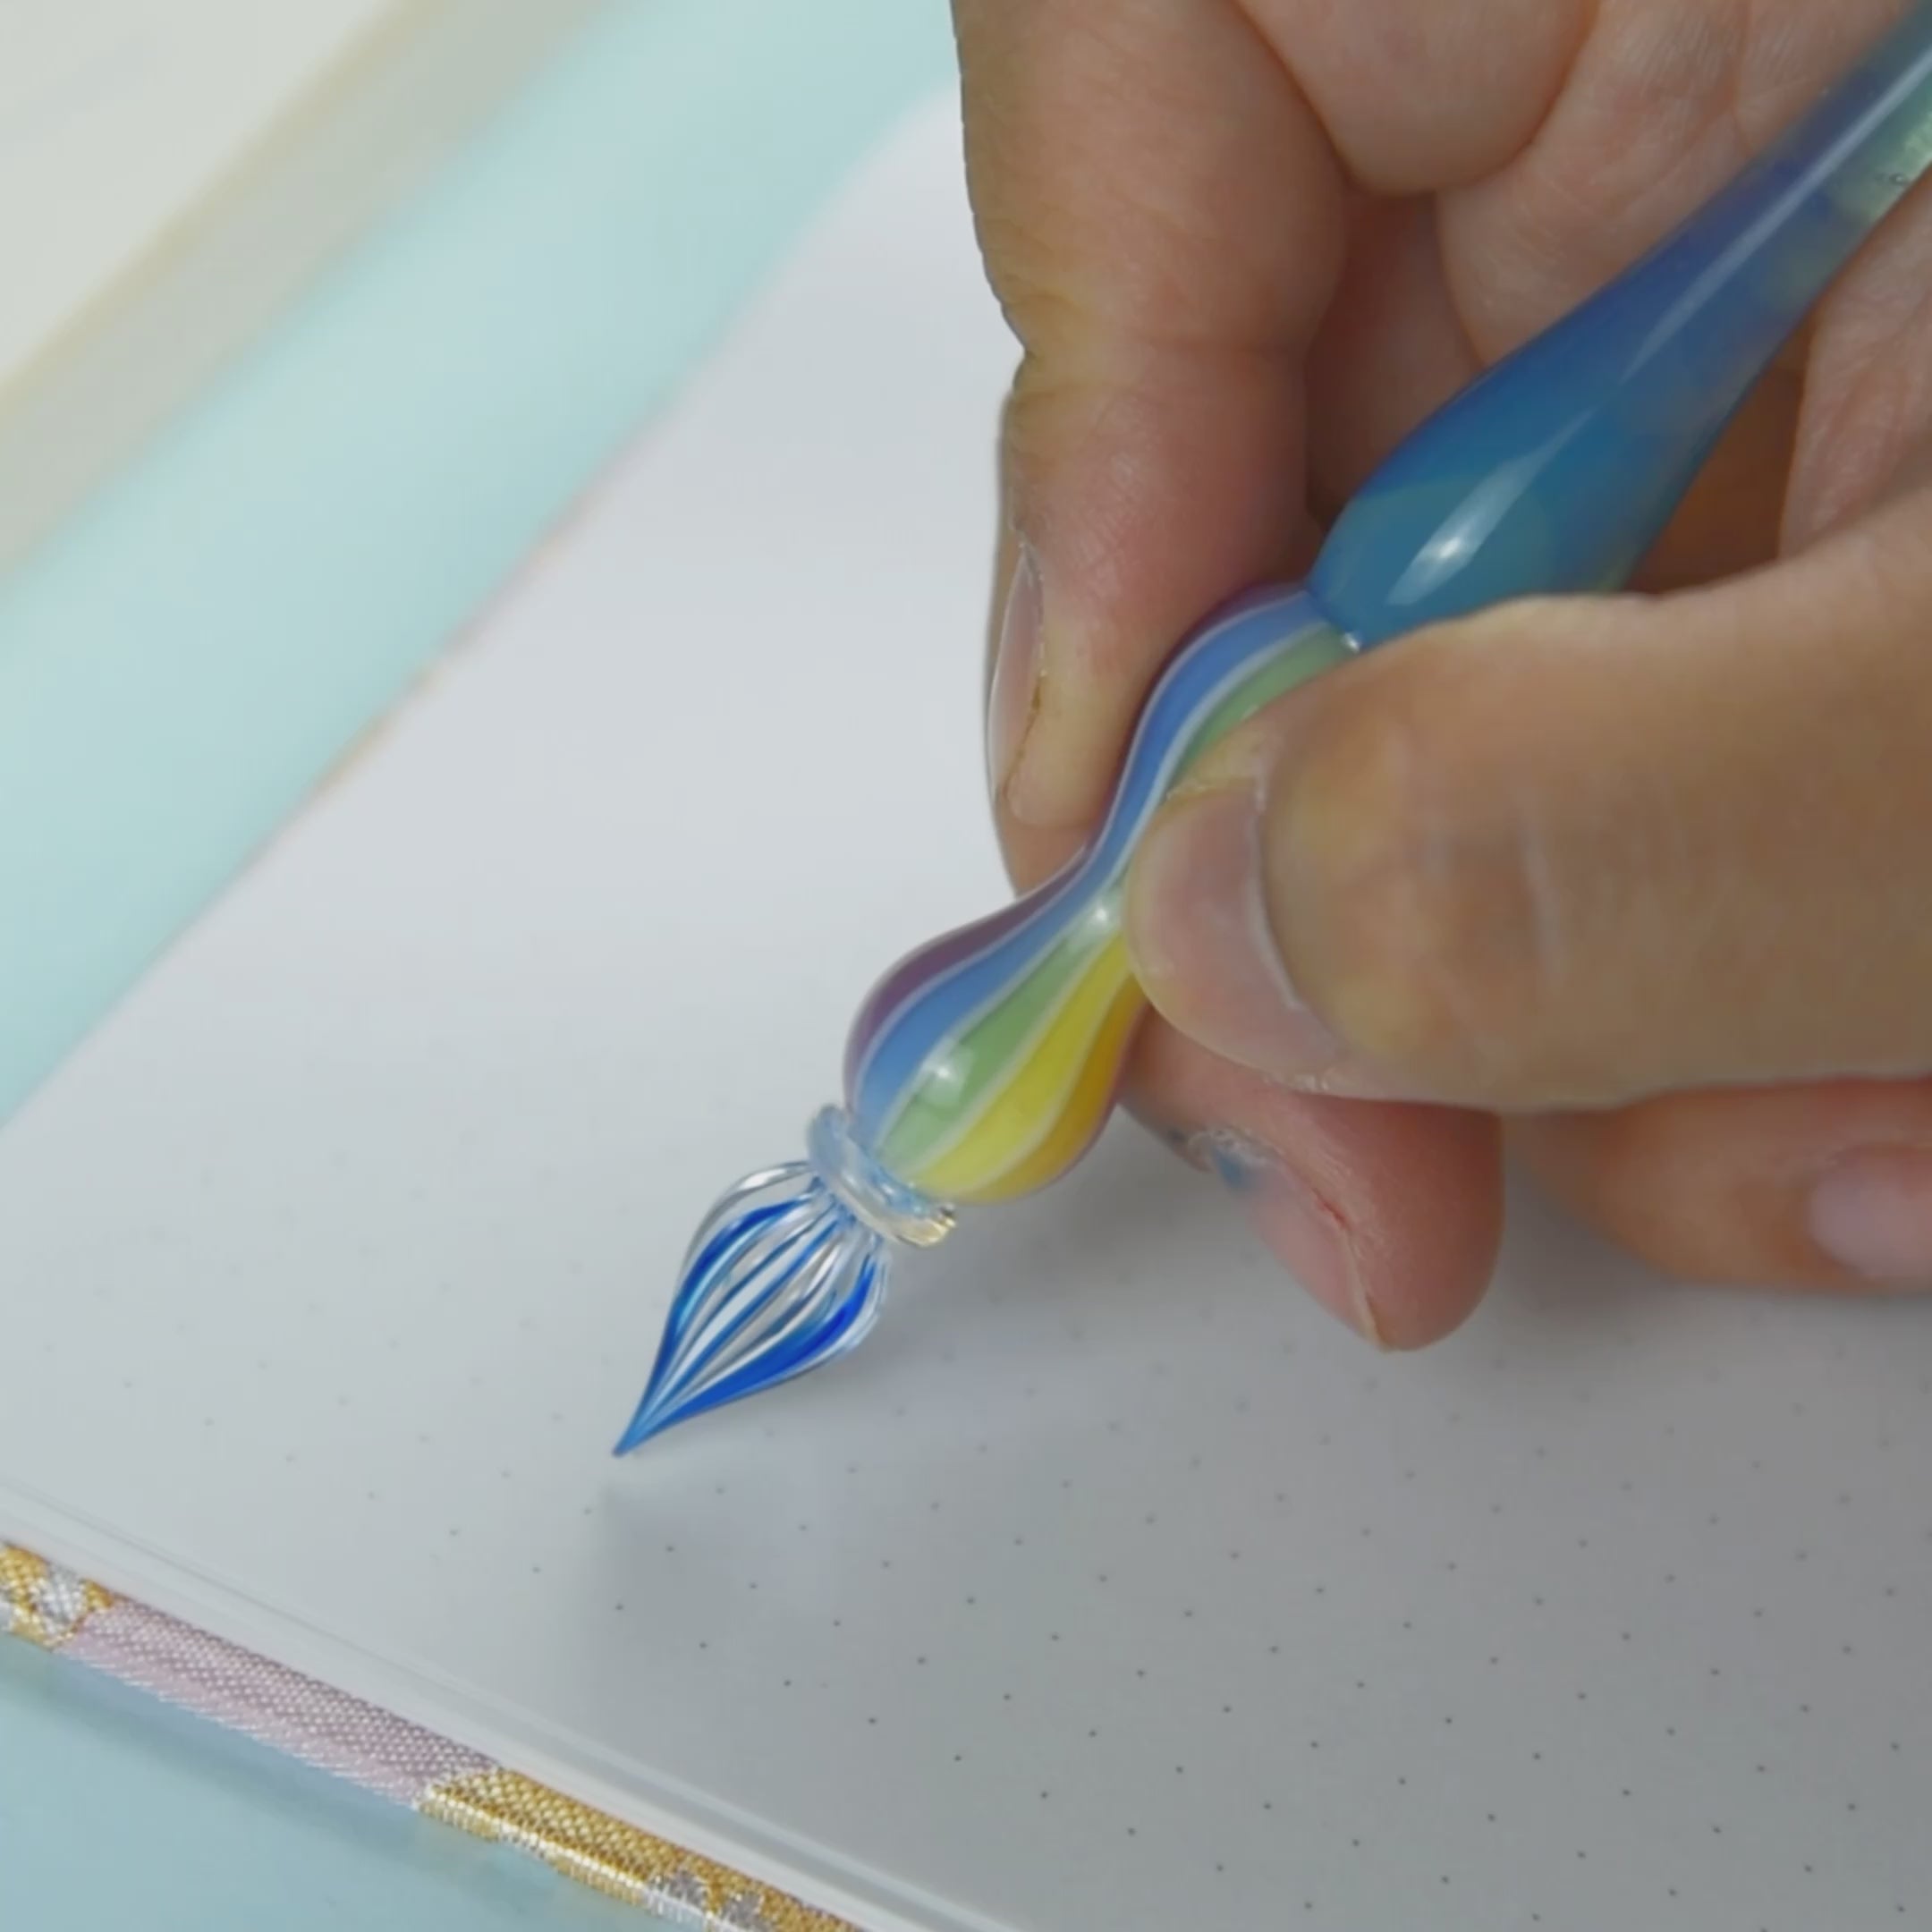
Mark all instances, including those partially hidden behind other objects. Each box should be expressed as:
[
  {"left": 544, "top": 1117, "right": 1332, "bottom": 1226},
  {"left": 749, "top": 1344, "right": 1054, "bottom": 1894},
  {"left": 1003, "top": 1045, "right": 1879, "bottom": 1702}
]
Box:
[{"left": 956, "top": 0, "right": 1345, "bottom": 875}]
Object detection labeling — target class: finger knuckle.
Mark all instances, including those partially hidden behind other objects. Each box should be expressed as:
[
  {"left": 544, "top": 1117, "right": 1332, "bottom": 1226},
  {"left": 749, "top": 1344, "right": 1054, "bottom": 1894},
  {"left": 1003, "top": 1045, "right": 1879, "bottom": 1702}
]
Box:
[{"left": 1275, "top": 659, "right": 1559, "bottom": 1089}]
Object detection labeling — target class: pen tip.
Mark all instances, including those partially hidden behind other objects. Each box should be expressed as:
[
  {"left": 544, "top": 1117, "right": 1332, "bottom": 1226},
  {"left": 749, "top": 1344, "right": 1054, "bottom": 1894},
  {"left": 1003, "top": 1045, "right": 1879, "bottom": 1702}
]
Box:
[
  {"left": 612, "top": 1396, "right": 671, "bottom": 1457},
  {"left": 614, "top": 1155, "right": 897, "bottom": 1456}
]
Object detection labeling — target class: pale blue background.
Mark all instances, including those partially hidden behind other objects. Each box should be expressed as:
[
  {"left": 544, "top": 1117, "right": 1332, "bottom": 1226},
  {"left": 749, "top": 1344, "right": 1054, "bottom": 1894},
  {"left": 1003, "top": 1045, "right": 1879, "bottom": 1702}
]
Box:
[{"left": 0, "top": 0, "right": 951, "bottom": 1922}]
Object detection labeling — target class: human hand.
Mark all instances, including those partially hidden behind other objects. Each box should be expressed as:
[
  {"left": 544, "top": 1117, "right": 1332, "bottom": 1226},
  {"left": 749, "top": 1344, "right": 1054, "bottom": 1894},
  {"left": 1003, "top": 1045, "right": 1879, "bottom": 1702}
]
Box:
[{"left": 954, "top": 0, "right": 1932, "bottom": 1344}]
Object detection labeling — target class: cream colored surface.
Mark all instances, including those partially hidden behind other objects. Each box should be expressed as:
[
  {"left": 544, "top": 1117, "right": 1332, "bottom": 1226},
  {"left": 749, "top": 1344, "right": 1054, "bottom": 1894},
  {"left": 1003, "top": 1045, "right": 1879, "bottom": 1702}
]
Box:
[{"left": 2, "top": 0, "right": 396, "bottom": 391}]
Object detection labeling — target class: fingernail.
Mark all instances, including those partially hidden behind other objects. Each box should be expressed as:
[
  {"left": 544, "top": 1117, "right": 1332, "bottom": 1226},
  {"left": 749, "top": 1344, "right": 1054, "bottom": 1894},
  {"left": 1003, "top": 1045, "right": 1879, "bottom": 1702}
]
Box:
[
  {"left": 1176, "top": 1128, "right": 1383, "bottom": 1344},
  {"left": 1807, "top": 1147, "right": 1932, "bottom": 1285},
  {"left": 1127, "top": 784, "right": 1348, "bottom": 1086},
  {"left": 987, "top": 546, "right": 1043, "bottom": 806}
]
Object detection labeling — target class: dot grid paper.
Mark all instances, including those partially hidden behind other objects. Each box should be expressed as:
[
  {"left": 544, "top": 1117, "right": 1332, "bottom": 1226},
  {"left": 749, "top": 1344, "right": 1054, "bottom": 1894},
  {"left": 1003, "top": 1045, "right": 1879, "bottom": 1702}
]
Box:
[{"left": 0, "top": 96, "right": 1928, "bottom": 1932}]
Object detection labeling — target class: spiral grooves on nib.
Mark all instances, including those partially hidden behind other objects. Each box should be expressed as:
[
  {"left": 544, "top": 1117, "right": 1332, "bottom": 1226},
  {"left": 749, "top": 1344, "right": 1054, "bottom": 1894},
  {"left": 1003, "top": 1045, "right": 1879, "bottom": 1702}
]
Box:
[{"left": 615, "top": 1111, "right": 951, "bottom": 1452}]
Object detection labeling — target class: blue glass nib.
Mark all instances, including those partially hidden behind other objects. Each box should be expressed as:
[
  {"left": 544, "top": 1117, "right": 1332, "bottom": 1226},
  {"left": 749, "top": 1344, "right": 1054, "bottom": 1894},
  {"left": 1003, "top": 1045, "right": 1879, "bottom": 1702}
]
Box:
[{"left": 615, "top": 1109, "right": 954, "bottom": 1452}]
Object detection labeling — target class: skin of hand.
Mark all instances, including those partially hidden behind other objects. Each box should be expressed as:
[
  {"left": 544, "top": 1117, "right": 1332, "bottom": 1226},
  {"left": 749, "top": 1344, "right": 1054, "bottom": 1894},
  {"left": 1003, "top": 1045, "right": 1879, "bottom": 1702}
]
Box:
[{"left": 954, "top": 0, "right": 1932, "bottom": 1348}]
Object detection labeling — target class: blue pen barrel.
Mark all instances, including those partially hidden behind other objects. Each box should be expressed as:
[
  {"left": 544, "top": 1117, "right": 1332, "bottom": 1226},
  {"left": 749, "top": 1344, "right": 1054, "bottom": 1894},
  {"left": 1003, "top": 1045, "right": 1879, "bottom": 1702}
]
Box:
[{"left": 1311, "top": 4, "right": 1932, "bottom": 648}]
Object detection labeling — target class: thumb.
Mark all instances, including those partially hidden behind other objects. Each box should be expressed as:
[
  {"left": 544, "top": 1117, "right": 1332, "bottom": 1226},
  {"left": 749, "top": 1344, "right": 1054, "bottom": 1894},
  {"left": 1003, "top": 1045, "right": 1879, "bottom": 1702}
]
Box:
[
  {"left": 955, "top": 0, "right": 1343, "bottom": 874},
  {"left": 1123, "top": 484, "right": 1932, "bottom": 1112}
]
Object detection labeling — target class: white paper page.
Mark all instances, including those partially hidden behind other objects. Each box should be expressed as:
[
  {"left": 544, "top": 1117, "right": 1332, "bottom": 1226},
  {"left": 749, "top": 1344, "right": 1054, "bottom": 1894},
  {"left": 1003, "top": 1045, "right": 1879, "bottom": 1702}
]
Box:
[
  {"left": 0, "top": 0, "right": 402, "bottom": 394},
  {"left": 3, "top": 94, "right": 1931, "bottom": 1932}
]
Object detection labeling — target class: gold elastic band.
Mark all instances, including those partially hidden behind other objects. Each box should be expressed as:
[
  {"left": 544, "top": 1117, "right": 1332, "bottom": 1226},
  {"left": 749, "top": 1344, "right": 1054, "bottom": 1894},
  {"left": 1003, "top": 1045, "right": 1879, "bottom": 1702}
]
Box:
[{"left": 421, "top": 1767, "right": 859, "bottom": 1930}]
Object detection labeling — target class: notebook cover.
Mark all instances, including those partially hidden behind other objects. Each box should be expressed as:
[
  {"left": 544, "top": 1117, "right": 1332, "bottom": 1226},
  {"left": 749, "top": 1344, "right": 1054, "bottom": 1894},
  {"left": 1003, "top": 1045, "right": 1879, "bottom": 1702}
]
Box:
[{"left": 3, "top": 1540, "right": 853, "bottom": 1929}]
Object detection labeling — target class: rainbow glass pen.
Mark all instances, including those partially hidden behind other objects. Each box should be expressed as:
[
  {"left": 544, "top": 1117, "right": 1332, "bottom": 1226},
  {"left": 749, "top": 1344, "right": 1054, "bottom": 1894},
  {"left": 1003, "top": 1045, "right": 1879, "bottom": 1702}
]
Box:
[{"left": 618, "top": 5, "right": 1932, "bottom": 1452}]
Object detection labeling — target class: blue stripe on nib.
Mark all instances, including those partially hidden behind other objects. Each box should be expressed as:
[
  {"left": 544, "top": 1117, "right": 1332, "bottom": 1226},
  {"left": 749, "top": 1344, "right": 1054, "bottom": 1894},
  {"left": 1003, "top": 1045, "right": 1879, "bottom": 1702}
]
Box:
[{"left": 614, "top": 1169, "right": 893, "bottom": 1453}]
